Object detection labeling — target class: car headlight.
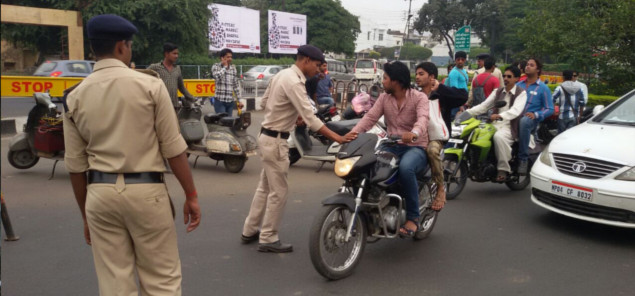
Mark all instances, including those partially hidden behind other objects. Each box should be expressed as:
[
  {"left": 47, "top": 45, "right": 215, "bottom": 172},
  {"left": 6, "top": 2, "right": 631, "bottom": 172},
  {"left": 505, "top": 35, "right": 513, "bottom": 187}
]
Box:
[
  {"left": 616, "top": 167, "right": 635, "bottom": 181},
  {"left": 539, "top": 145, "right": 551, "bottom": 166},
  {"left": 334, "top": 156, "right": 361, "bottom": 177}
]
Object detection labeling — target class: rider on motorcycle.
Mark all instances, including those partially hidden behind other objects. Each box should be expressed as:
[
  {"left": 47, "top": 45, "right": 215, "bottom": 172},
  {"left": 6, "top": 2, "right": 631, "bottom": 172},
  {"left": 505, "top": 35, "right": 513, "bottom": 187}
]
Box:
[
  {"left": 464, "top": 66, "right": 528, "bottom": 181},
  {"left": 347, "top": 61, "right": 429, "bottom": 237}
]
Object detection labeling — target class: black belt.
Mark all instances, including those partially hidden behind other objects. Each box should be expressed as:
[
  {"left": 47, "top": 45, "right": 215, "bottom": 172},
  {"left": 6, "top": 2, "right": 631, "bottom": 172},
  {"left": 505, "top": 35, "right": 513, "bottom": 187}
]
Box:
[
  {"left": 261, "top": 127, "right": 290, "bottom": 139},
  {"left": 88, "top": 170, "right": 164, "bottom": 184}
]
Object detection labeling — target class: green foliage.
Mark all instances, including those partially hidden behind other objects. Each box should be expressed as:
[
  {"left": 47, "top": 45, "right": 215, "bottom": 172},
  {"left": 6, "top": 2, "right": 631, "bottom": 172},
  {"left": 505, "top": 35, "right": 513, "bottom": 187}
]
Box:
[
  {"left": 369, "top": 50, "right": 380, "bottom": 59},
  {"left": 587, "top": 94, "right": 619, "bottom": 107}
]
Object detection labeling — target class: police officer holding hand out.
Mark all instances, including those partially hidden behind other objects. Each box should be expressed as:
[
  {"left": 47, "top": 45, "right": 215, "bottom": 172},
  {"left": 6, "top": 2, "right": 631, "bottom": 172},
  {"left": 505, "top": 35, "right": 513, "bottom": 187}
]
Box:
[
  {"left": 64, "top": 14, "right": 201, "bottom": 295},
  {"left": 241, "top": 45, "right": 357, "bottom": 253}
]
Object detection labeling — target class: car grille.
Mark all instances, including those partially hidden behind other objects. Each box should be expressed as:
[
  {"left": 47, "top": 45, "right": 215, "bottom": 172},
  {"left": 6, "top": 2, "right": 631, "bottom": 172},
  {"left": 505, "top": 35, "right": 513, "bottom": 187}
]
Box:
[
  {"left": 552, "top": 153, "right": 622, "bottom": 179},
  {"left": 533, "top": 188, "right": 635, "bottom": 224}
]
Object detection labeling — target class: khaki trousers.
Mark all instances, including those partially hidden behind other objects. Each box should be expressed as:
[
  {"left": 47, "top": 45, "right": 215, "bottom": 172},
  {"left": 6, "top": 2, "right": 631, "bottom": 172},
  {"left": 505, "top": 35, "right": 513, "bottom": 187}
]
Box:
[
  {"left": 86, "top": 174, "right": 181, "bottom": 296},
  {"left": 243, "top": 133, "right": 290, "bottom": 243},
  {"left": 425, "top": 140, "right": 444, "bottom": 187},
  {"left": 493, "top": 123, "right": 514, "bottom": 173}
]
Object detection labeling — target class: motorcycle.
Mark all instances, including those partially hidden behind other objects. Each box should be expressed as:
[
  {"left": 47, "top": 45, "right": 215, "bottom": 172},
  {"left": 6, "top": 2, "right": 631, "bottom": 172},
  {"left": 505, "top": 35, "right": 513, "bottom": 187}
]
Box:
[
  {"left": 443, "top": 101, "right": 540, "bottom": 199},
  {"left": 309, "top": 133, "right": 439, "bottom": 280},
  {"left": 7, "top": 92, "right": 65, "bottom": 179},
  {"left": 178, "top": 98, "right": 257, "bottom": 173}
]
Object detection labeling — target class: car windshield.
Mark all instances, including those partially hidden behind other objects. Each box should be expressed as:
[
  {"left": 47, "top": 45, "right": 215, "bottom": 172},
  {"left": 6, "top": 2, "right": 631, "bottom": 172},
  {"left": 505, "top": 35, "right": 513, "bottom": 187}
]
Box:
[
  {"left": 36, "top": 62, "right": 57, "bottom": 73},
  {"left": 592, "top": 91, "right": 635, "bottom": 126},
  {"left": 356, "top": 60, "right": 373, "bottom": 68},
  {"left": 248, "top": 66, "right": 267, "bottom": 73}
]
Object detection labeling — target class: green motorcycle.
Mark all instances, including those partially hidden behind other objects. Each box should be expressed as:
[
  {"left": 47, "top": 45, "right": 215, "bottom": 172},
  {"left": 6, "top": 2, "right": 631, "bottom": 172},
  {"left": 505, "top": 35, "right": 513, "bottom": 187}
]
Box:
[{"left": 443, "top": 102, "right": 535, "bottom": 199}]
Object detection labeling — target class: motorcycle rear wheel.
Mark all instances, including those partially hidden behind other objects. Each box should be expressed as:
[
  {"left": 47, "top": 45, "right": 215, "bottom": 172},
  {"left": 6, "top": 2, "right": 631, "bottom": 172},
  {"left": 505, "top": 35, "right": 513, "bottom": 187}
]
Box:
[
  {"left": 444, "top": 158, "right": 468, "bottom": 200},
  {"left": 8, "top": 149, "right": 39, "bottom": 169},
  {"left": 289, "top": 148, "right": 301, "bottom": 166},
  {"left": 309, "top": 204, "right": 366, "bottom": 280},
  {"left": 415, "top": 180, "right": 439, "bottom": 240},
  {"left": 223, "top": 155, "right": 246, "bottom": 173},
  {"left": 506, "top": 160, "right": 532, "bottom": 191}
]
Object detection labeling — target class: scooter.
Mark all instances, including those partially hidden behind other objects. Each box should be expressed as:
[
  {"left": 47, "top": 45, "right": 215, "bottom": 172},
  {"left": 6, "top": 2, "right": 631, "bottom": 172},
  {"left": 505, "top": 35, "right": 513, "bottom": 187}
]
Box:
[
  {"left": 7, "top": 92, "right": 65, "bottom": 179},
  {"left": 443, "top": 101, "right": 542, "bottom": 199},
  {"left": 178, "top": 99, "right": 257, "bottom": 173}
]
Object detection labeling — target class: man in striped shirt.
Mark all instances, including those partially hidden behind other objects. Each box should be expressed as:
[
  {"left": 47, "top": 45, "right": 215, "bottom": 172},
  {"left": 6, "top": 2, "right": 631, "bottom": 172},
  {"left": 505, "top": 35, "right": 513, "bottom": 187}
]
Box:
[{"left": 147, "top": 43, "right": 195, "bottom": 111}]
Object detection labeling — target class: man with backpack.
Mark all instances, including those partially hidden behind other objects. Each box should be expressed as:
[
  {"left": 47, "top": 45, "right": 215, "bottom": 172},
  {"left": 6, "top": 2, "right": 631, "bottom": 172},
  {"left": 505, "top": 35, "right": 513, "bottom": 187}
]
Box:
[
  {"left": 552, "top": 70, "right": 586, "bottom": 133},
  {"left": 468, "top": 56, "right": 500, "bottom": 108}
]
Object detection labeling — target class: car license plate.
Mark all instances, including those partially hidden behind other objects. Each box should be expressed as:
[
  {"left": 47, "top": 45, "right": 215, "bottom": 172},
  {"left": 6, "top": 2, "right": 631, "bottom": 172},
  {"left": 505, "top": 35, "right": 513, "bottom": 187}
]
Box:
[
  {"left": 448, "top": 138, "right": 463, "bottom": 144},
  {"left": 206, "top": 140, "right": 229, "bottom": 152},
  {"left": 551, "top": 181, "right": 593, "bottom": 202}
]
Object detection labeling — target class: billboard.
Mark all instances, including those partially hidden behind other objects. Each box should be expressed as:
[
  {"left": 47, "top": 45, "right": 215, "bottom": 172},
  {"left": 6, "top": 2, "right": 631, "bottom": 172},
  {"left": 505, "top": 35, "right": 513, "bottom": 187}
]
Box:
[
  {"left": 268, "top": 10, "right": 307, "bottom": 54},
  {"left": 208, "top": 4, "right": 261, "bottom": 53}
]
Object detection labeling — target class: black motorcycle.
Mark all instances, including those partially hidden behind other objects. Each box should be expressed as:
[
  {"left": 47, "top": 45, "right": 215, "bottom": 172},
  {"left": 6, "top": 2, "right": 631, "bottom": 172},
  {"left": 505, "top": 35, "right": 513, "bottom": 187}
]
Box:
[{"left": 309, "top": 133, "right": 439, "bottom": 280}]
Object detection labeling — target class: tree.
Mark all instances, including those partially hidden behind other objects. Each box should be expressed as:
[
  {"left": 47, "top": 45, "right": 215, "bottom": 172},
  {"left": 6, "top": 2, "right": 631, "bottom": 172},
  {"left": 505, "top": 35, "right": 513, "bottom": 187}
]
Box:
[
  {"left": 1, "top": 0, "right": 212, "bottom": 65},
  {"left": 369, "top": 50, "right": 380, "bottom": 59},
  {"left": 519, "top": 0, "right": 634, "bottom": 95}
]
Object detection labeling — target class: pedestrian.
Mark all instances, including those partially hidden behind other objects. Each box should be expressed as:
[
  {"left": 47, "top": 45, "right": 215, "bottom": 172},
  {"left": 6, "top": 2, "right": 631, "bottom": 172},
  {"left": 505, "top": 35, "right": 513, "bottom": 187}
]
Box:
[
  {"left": 441, "top": 63, "right": 454, "bottom": 84},
  {"left": 553, "top": 70, "right": 586, "bottom": 133},
  {"left": 517, "top": 60, "right": 528, "bottom": 82},
  {"left": 474, "top": 53, "right": 504, "bottom": 88},
  {"left": 130, "top": 61, "right": 136, "bottom": 69},
  {"left": 516, "top": 58, "right": 554, "bottom": 175},
  {"left": 211, "top": 48, "right": 241, "bottom": 115},
  {"left": 64, "top": 14, "right": 201, "bottom": 295},
  {"left": 315, "top": 61, "right": 335, "bottom": 106},
  {"left": 468, "top": 56, "right": 501, "bottom": 107},
  {"left": 446, "top": 51, "right": 469, "bottom": 118},
  {"left": 241, "top": 45, "right": 357, "bottom": 253},
  {"left": 572, "top": 70, "right": 589, "bottom": 104},
  {"left": 147, "top": 42, "right": 196, "bottom": 112}
]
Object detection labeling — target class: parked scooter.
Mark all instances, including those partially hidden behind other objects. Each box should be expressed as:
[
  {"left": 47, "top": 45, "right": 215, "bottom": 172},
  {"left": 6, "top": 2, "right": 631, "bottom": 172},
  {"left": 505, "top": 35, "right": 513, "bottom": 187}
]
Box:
[
  {"left": 309, "top": 133, "right": 439, "bottom": 280},
  {"left": 7, "top": 92, "right": 65, "bottom": 178},
  {"left": 443, "top": 101, "right": 542, "bottom": 199},
  {"left": 178, "top": 99, "right": 257, "bottom": 173}
]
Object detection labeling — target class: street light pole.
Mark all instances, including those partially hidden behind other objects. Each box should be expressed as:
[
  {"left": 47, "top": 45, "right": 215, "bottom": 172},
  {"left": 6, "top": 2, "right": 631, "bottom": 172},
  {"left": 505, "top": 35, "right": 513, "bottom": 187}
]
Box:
[{"left": 399, "top": 0, "right": 413, "bottom": 60}]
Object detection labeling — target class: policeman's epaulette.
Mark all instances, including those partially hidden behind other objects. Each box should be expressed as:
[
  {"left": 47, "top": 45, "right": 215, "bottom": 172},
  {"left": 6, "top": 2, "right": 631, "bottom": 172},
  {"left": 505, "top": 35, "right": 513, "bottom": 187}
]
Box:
[{"left": 135, "top": 69, "right": 160, "bottom": 79}]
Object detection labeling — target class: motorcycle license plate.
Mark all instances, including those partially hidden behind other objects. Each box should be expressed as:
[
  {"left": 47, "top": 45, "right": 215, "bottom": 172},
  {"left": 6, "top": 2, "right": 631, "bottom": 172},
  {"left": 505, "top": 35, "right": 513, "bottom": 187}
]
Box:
[
  {"left": 448, "top": 138, "right": 463, "bottom": 144},
  {"left": 331, "top": 114, "right": 341, "bottom": 121},
  {"left": 551, "top": 181, "right": 593, "bottom": 202},
  {"left": 206, "top": 140, "right": 230, "bottom": 153}
]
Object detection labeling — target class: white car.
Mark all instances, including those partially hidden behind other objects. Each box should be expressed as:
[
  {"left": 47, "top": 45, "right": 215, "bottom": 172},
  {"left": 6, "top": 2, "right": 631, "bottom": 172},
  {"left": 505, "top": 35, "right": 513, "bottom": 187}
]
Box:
[{"left": 530, "top": 89, "right": 635, "bottom": 228}]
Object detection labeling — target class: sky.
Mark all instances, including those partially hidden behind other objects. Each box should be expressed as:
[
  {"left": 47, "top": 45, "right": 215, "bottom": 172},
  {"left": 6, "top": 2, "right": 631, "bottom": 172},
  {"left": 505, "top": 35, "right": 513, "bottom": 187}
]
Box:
[{"left": 340, "top": 0, "right": 428, "bottom": 32}]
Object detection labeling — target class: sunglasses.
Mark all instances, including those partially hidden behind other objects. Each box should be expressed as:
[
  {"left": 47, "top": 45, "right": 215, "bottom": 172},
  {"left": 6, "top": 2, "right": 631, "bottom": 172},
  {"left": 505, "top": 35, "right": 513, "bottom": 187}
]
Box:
[{"left": 503, "top": 75, "right": 513, "bottom": 78}]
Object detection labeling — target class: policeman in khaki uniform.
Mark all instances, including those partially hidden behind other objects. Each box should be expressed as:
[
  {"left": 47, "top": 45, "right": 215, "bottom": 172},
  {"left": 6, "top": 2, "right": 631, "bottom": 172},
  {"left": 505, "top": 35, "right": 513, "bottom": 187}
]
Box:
[
  {"left": 241, "top": 45, "right": 357, "bottom": 253},
  {"left": 64, "top": 14, "right": 201, "bottom": 295}
]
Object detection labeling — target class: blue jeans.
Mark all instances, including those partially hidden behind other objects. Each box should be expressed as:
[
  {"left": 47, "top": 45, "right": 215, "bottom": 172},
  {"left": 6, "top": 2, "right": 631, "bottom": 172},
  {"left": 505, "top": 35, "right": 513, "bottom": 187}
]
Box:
[
  {"left": 214, "top": 100, "right": 235, "bottom": 115},
  {"left": 558, "top": 117, "right": 576, "bottom": 133},
  {"left": 518, "top": 116, "right": 539, "bottom": 161},
  {"left": 317, "top": 96, "right": 334, "bottom": 106},
  {"left": 381, "top": 145, "right": 428, "bottom": 221}
]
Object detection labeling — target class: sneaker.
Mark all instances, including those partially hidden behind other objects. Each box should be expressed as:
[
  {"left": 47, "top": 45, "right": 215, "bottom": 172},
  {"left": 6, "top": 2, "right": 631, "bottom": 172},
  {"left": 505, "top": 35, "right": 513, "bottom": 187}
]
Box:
[
  {"left": 518, "top": 160, "right": 528, "bottom": 176},
  {"left": 257, "top": 241, "right": 293, "bottom": 253}
]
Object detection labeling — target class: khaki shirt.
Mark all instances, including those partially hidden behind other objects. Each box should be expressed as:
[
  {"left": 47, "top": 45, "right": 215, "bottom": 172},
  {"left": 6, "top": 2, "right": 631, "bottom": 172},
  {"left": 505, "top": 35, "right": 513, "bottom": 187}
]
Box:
[
  {"left": 260, "top": 65, "right": 324, "bottom": 132},
  {"left": 64, "top": 59, "right": 187, "bottom": 173}
]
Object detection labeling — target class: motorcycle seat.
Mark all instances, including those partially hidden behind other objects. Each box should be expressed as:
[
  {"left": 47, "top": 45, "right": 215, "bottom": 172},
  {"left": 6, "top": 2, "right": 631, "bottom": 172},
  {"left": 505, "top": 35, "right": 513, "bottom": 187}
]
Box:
[
  {"left": 204, "top": 112, "right": 229, "bottom": 124},
  {"left": 326, "top": 119, "right": 360, "bottom": 136},
  {"left": 220, "top": 116, "right": 240, "bottom": 127}
]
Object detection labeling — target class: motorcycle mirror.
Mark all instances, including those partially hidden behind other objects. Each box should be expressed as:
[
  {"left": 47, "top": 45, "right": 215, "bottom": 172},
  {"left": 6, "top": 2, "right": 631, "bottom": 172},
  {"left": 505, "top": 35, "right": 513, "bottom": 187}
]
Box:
[{"left": 494, "top": 101, "right": 507, "bottom": 108}]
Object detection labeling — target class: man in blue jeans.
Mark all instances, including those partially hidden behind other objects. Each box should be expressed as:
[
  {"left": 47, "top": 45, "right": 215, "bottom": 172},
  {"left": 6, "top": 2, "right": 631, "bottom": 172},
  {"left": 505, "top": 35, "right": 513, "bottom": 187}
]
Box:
[
  {"left": 211, "top": 48, "right": 240, "bottom": 114},
  {"left": 350, "top": 61, "right": 429, "bottom": 237},
  {"left": 315, "top": 62, "right": 334, "bottom": 106},
  {"left": 516, "top": 58, "right": 554, "bottom": 175}
]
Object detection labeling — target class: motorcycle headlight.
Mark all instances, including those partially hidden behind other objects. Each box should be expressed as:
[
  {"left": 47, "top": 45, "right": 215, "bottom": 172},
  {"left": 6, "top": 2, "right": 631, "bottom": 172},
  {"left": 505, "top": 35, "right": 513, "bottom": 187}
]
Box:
[
  {"left": 451, "top": 125, "right": 466, "bottom": 138},
  {"left": 539, "top": 145, "right": 551, "bottom": 166},
  {"left": 616, "top": 167, "right": 635, "bottom": 181},
  {"left": 334, "top": 156, "right": 361, "bottom": 177}
]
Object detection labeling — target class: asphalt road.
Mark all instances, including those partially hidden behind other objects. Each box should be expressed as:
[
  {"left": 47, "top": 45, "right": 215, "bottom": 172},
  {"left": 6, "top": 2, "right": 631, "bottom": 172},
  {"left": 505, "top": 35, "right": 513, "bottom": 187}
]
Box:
[{"left": 1, "top": 105, "right": 634, "bottom": 296}]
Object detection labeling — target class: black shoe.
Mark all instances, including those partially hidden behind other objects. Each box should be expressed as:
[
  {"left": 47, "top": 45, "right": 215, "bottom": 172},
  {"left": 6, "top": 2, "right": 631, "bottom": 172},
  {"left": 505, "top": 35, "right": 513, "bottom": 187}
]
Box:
[
  {"left": 518, "top": 160, "right": 528, "bottom": 176},
  {"left": 241, "top": 231, "right": 260, "bottom": 244},
  {"left": 257, "top": 241, "right": 293, "bottom": 253}
]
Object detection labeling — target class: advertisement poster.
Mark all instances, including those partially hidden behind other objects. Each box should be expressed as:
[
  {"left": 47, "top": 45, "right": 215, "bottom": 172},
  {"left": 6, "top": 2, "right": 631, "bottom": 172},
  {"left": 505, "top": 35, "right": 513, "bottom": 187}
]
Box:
[
  {"left": 268, "top": 10, "right": 307, "bottom": 54},
  {"left": 208, "top": 4, "right": 260, "bottom": 53}
]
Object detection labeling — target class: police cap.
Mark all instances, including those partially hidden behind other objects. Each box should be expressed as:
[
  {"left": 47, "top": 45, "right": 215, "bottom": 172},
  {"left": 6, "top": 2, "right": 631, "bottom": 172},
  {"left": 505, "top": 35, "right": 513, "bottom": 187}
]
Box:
[
  {"left": 476, "top": 53, "right": 490, "bottom": 60},
  {"left": 87, "top": 14, "right": 138, "bottom": 40},
  {"left": 297, "top": 45, "right": 326, "bottom": 63}
]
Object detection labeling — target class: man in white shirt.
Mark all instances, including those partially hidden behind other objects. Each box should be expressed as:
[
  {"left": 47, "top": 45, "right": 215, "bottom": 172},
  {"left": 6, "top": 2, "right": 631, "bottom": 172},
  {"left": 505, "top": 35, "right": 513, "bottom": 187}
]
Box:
[
  {"left": 572, "top": 70, "right": 589, "bottom": 105},
  {"left": 465, "top": 66, "right": 527, "bottom": 181}
]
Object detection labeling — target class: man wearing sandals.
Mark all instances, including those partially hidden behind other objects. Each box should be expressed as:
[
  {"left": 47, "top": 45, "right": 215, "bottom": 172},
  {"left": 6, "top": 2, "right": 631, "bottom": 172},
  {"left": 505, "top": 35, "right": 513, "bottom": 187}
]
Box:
[
  {"left": 350, "top": 61, "right": 429, "bottom": 237},
  {"left": 464, "top": 66, "right": 527, "bottom": 181}
]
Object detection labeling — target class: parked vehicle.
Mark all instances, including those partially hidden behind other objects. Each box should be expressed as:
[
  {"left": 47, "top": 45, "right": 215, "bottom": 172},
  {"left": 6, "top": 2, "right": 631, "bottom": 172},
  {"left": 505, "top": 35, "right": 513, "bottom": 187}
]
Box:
[
  {"left": 443, "top": 101, "right": 540, "bottom": 199},
  {"left": 309, "top": 133, "right": 439, "bottom": 280},
  {"left": 531, "top": 89, "right": 635, "bottom": 228},
  {"left": 325, "top": 58, "right": 355, "bottom": 82},
  {"left": 178, "top": 99, "right": 257, "bottom": 173},
  {"left": 241, "top": 65, "right": 283, "bottom": 84},
  {"left": 353, "top": 58, "right": 383, "bottom": 84},
  {"left": 33, "top": 60, "right": 95, "bottom": 77},
  {"left": 7, "top": 92, "right": 65, "bottom": 178}
]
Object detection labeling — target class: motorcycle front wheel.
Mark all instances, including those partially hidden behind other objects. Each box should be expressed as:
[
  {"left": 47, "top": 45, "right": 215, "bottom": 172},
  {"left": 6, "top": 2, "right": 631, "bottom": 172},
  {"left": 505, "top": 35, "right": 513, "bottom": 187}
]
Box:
[
  {"left": 8, "top": 149, "right": 39, "bottom": 169},
  {"left": 223, "top": 155, "right": 246, "bottom": 173},
  {"left": 443, "top": 157, "right": 468, "bottom": 200},
  {"left": 309, "top": 204, "right": 366, "bottom": 280},
  {"left": 288, "top": 148, "right": 301, "bottom": 166}
]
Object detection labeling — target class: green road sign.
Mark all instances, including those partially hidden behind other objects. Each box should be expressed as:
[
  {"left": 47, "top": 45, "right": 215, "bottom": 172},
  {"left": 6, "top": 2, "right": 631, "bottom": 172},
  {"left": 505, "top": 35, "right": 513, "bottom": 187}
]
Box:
[{"left": 454, "top": 25, "right": 471, "bottom": 53}]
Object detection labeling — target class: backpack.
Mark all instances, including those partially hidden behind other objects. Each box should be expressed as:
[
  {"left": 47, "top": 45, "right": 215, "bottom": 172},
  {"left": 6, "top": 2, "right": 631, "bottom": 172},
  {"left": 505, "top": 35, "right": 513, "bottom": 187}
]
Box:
[{"left": 471, "top": 74, "right": 493, "bottom": 107}]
